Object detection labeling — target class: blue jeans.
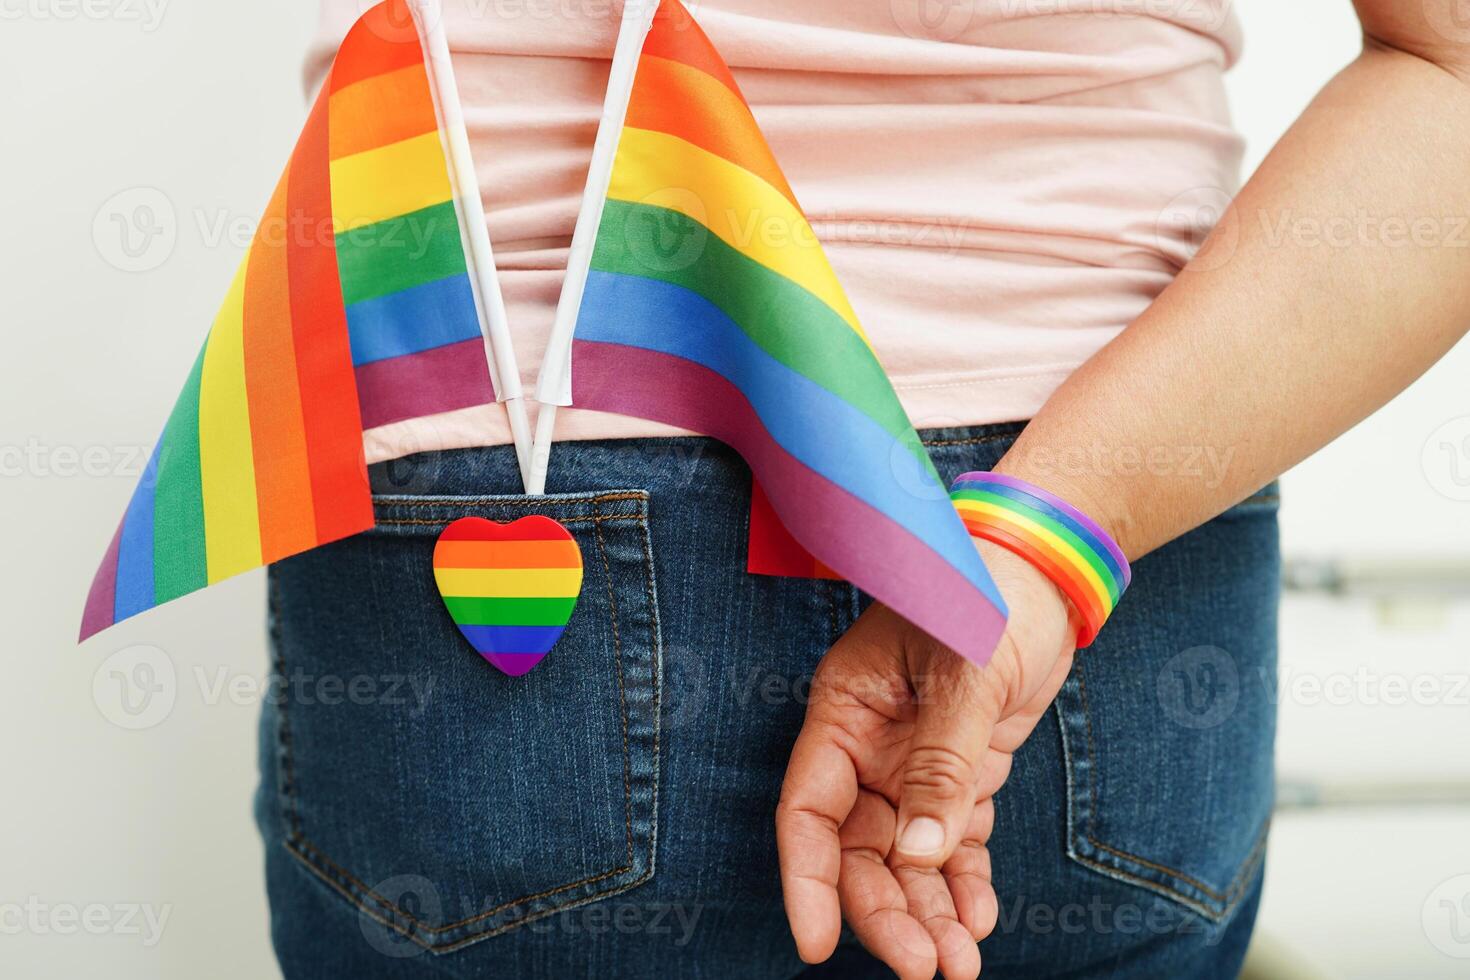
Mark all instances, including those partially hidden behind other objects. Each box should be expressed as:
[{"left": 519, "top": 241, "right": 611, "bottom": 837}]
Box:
[{"left": 256, "top": 423, "right": 1279, "bottom": 979}]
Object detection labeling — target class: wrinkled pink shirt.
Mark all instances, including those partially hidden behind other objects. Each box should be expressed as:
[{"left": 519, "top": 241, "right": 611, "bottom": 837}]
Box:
[{"left": 307, "top": 1, "right": 1243, "bottom": 462}]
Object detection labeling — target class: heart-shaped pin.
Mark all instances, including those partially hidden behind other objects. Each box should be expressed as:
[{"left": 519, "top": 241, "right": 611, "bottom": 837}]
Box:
[{"left": 432, "top": 516, "right": 584, "bottom": 676}]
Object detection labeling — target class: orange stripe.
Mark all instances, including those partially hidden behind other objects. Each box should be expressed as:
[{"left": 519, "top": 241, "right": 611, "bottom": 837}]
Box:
[
  {"left": 629, "top": 54, "right": 798, "bottom": 208},
  {"left": 327, "top": 0, "right": 425, "bottom": 94},
  {"left": 328, "top": 63, "right": 439, "bottom": 161},
  {"left": 434, "top": 540, "right": 582, "bottom": 570},
  {"left": 644, "top": 0, "right": 744, "bottom": 100},
  {"left": 960, "top": 515, "right": 1107, "bottom": 629},
  {"left": 243, "top": 171, "right": 318, "bottom": 564}
]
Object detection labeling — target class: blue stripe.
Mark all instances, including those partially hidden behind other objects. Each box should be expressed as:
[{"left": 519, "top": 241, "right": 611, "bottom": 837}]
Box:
[
  {"left": 577, "top": 270, "right": 998, "bottom": 604},
  {"left": 459, "top": 624, "right": 568, "bottom": 654},
  {"left": 114, "top": 441, "right": 162, "bottom": 620},
  {"left": 345, "top": 272, "right": 482, "bottom": 365}
]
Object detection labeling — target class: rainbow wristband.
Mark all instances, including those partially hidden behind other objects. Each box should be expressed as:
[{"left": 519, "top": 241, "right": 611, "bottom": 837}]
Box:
[{"left": 949, "top": 472, "right": 1130, "bottom": 647}]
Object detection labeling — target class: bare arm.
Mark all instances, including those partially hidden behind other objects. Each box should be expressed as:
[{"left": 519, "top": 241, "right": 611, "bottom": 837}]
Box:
[
  {"left": 779, "top": 6, "right": 1470, "bottom": 978},
  {"left": 1000, "top": 1, "right": 1470, "bottom": 558}
]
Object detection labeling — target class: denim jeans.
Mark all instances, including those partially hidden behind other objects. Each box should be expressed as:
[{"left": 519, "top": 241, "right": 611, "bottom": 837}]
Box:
[{"left": 256, "top": 423, "right": 1280, "bottom": 979}]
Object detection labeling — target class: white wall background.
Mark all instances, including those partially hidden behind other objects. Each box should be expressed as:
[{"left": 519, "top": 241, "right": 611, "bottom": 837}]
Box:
[
  {"left": 1, "top": 1, "right": 1467, "bottom": 978},
  {"left": 1227, "top": 5, "right": 1470, "bottom": 979}
]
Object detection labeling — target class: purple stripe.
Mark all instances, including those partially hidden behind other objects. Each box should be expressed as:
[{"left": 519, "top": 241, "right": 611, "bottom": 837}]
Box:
[
  {"left": 354, "top": 338, "right": 496, "bottom": 430},
  {"left": 574, "top": 341, "right": 1007, "bottom": 666},
  {"left": 481, "top": 652, "right": 549, "bottom": 677},
  {"left": 79, "top": 518, "right": 123, "bottom": 641},
  {"left": 956, "top": 471, "right": 1130, "bottom": 585}
]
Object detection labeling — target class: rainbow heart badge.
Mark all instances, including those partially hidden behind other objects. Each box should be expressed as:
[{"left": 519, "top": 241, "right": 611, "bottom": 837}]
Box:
[{"left": 432, "top": 516, "right": 584, "bottom": 676}]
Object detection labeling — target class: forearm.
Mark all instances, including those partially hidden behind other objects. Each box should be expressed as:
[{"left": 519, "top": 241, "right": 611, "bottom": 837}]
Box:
[{"left": 994, "top": 41, "right": 1470, "bottom": 560}]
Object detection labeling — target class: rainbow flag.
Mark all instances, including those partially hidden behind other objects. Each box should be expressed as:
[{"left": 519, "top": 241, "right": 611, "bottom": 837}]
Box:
[
  {"left": 80, "top": 0, "right": 496, "bottom": 640},
  {"left": 568, "top": 0, "right": 1009, "bottom": 664}
]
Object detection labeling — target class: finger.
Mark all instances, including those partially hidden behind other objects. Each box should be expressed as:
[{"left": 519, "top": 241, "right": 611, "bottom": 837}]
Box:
[
  {"left": 777, "top": 720, "right": 858, "bottom": 965},
  {"left": 975, "top": 747, "right": 1014, "bottom": 802},
  {"left": 894, "top": 656, "right": 999, "bottom": 868},
  {"left": 890, "top": 860, "right": 981, "bottom": 980},
  {"left": 943, "top": 801, "right": 998, "bottom": 942},
  {"left": 837, "top": 792, "right": 938, "bottom": 980}
]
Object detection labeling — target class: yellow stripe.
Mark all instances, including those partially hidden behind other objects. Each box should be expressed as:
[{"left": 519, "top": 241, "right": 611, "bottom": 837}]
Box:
[
  {"left": 608, "top": 127, "right": 867, "bottom": 342},
  {"left": 330, "top": 131, "right": 453, "bottom": 232},
  {"left": 954, "top": 499, "right": 1113, "bottom": 612},
  {"left": 433, "top": 567, "right": 584, "bottom": 599},
  {"left": 198, "top": 255, "right": 263, "bottom": 582}
]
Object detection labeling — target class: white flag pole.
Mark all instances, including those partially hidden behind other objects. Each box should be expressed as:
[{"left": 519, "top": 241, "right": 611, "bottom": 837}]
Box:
[
  {"left": 411, "top": 0, "right": 534, "bottom": 491},
  {"left": 525, "top": 0, "right": 660, "bottom": 495}
]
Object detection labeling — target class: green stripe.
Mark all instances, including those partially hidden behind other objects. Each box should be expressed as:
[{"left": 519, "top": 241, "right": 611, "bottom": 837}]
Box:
[
  {"left": 591, "top": 197, "right": 935, "bottom": 478},
  {"left": 334, "top": 199, "right": 467, "bottom": 306},
  {"left": 952, "top": 488, "right": 1120, "bottom": 602},
  {"left": 442, "top": 595, "right": 578, "bottom": 627},
  {"left": 152, "top": 342, "right": 209, "bottom": 603}
]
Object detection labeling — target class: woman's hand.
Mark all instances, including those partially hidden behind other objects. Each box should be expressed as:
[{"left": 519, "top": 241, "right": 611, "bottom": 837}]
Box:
[{"left": 775, "top": 541, "right": 1077, "bottom": 980}]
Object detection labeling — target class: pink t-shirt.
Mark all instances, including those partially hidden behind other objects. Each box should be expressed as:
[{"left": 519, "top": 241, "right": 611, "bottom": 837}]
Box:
[{"left": 306, "top": 0, "right": 1243, "bottom": 462}]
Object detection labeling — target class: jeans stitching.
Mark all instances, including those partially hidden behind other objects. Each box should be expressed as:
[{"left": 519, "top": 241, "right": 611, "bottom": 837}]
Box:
[
  {"left": 284, "top": 837, "right": 631, "bottom": 935},
  {"left": 374, "top": 491, "right": 646, "bottom": 509},
  {"left": 919, "top": 433, "right": 1020, "bottom": 448},
  {"left": 1070, "top": 666, "right": 1270, "bottom": 918},
  {"left": 376, "top": 515, "right": 643, "bottom": 528},
  {"left": 276, "top": 508, "right": 658, "bottom": 948},
  {"left": 594, "top": 497, "right": 638, "bottom": 870},
  {"left": 635, "top": 503, "right": 663, "bottom": 888}
]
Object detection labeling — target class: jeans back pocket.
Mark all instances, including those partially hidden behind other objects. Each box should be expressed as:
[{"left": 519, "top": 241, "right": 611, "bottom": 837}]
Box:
[
  {"left": 1053, "top": 490, "right": 1279, "bottom": 923},
  {"left": 263, "top": 489, "right": 661, "bottom": 954}
]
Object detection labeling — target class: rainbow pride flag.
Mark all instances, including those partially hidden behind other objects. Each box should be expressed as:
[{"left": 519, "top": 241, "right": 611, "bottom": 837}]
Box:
[
  {"left": 568, "top": 0, "right": 1009, "bottom": 664},
  {"left": 80, "top": 0, "right": 496, "bottom": 640}
]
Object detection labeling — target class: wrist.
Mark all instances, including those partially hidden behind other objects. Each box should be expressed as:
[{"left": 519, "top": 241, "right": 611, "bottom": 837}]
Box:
[
  {"left": 989, "top": 452, "right": 1138, "bottom": 563},
  {"left": 949, "top": 471, "right": 1131, "bottom": 647}
]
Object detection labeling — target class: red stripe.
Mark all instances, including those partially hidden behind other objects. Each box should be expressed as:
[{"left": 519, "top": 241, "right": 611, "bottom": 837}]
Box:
[
  {"left": 327, "top": 0, "right": 425, "bottom": 94},
  {"left": 244, "top": 172, "right": 319, "bottom": 563},
  {"left": 746, "top": 479, "right": 839, "bottom": 579},
  {"left": 286, "top": 81, "right": 373, "bottom": 544},
  {"left": 572, "top": 339, "right": 1007, "bottom": 667},
  {"left": 643, "top": 0, "right": 745, "bottom": 102},
  {"left": 438, "top": 515, "right": 570, "bottom": 543}
]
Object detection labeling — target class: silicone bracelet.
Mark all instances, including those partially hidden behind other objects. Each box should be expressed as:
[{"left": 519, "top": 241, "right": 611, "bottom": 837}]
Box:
[{"left": 950, "top": 472, "right": 1130, "bottom": 647}]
